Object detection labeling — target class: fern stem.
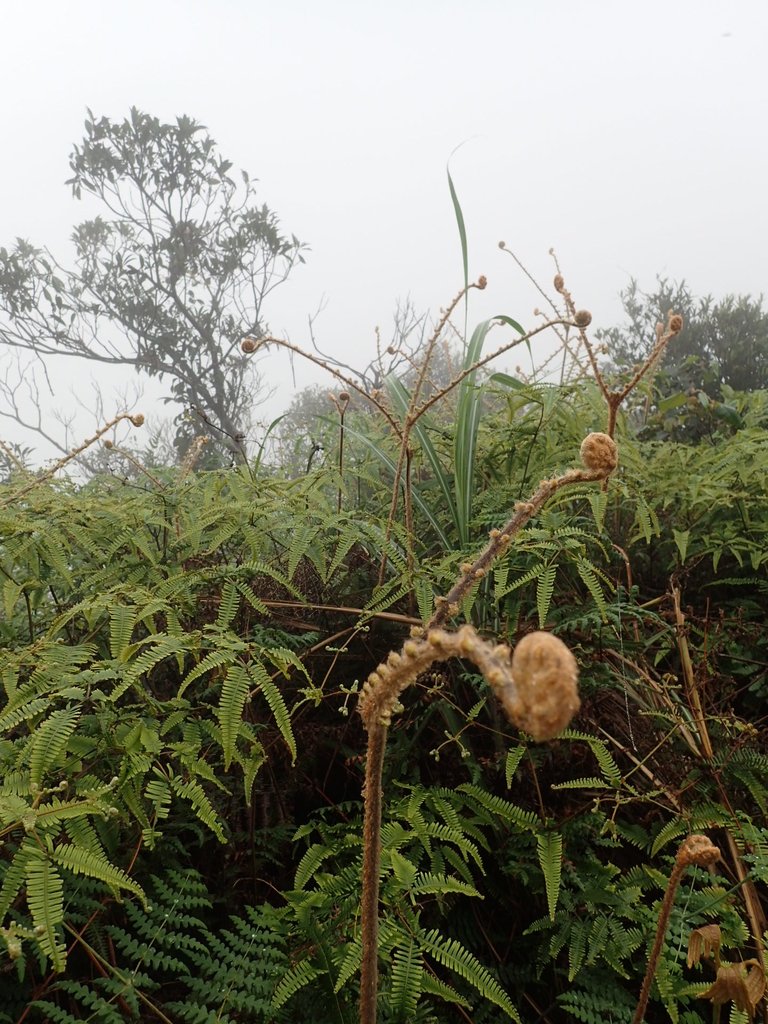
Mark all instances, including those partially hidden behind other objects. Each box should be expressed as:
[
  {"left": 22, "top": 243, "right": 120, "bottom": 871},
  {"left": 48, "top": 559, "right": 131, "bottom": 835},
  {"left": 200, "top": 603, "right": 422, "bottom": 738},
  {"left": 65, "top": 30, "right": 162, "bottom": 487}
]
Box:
[
  {"left": 63, "top": 922, "right": 177, "bottom": 1024},
  {"left": 360, "top": 720, "right": 387, "bottom": 1024},
  {"left": 632, "top": 834, "right": 719, "bottom": 1024}
]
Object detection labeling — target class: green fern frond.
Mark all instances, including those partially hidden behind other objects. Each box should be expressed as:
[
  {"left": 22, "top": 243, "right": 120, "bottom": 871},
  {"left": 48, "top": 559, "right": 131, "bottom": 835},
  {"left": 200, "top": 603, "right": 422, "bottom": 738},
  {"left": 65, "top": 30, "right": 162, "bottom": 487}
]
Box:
[
  {"left": 551, "top": 776, "right": 613, "bottom": 790},
  {"left": 26, "top": 851, "right": 66, "bottom": 972},
  {"left": 33, "top": 793, "right": 113, "bottom": 832},
  {"left": 651, "top": 804, "right": 732, "bottom": 856},
  {"left": 456, "top": 783, "right": 539, "bottom": 831},
  {"left": 233, "top": 579, "right": 269, "bottom": 615},
  {"left": 28, "top": 706, "right": 81, "bottom": 786},
  {"left": 109, "top": 604, "right": 138, "bottom": 659},
  {"left": 0, "top": 837, "right": 34, "bottom": 920},
  {"left": 217, "top": 664, "right": 250, "bottom": 770},
  {"left": 214, "top": 581, "right": 240, "bottom": 629},
  {"left": 116, "top": 634, "right": 191, "bottom": 701},
  {"left": 52, "top": 844, "right": 146, "bottom": 906},
  {"left": 575, "top": 557, "right": 610, "bottom": 620},
  {"left": 558, "top": 984, "right": 636, "bottom": 1023},
  {"left": 536, "top": 564, "right": 557, "bottom": 627},
  {"left": 178, "top": 646, "right": 240, "bottom": 698},
  {"left": 420, "top": 929, "right": 521, "bottom": 1021},
  {"left": 414, "top": 575, "right": 435, "bottom": 624},
  {"left": 388, "top": 848, "right": 418, "bottom": 885},
  {"left": 537, "top": 832, "right": 563, "bottom": 921},
  {"left": 495, "top": 560, "right": 548, "bottom": 599},
  {"left": 248, "top": 660, "right": 297, "bottom": 764},
  {"left": 389, "top": 938, "right": 423, "bottom": 1019},
  {"left": 271, "top": 957, "right": 321, "bottom": 1010},
  {"left": 262, "top": 645, "right": 310, "bottom": 682},
  {"left": 169, "top": 777, "right": 226, "bottom": 843},
  {"left": 568, "top": 919, "right": 588, "bottom": 981},
  {"left": 237, "top": 740, "right": 266, "bottom": 805},
  {"left": 505, "top": 745, "right": 526, "bottom": 788},
  {"left": 0, "top": 696, "right": 52, "bottom": 733},
  {"left": 294, "top": 842, "right": 337, "bottom": 891},
  {"left": 418, "top": 823, "right": 484, "bottom": 867},
  {"left": 239, "top": 561, "right": 305, "bottom": 600},
  {"left": 419, "top": 971, "right": 472, "bottom": 1009},
  {"left": 588, "top": 488, "right": 608, "bottom": 531},
  {"left": 408, "top": 872, "right": 480, "bottom": 898},
  {"left": 561, "top": 730, "right": 622, "bottom": 787},
  {"left": 144, "top": 777, "right": 172, "bottom": 821}
]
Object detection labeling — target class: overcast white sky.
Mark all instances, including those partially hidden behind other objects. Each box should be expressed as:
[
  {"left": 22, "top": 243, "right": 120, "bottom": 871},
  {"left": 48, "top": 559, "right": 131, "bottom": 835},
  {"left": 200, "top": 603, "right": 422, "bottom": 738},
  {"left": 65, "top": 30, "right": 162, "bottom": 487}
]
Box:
[{"left": 1, "top": 0, "right": 766, "bottom": 459}]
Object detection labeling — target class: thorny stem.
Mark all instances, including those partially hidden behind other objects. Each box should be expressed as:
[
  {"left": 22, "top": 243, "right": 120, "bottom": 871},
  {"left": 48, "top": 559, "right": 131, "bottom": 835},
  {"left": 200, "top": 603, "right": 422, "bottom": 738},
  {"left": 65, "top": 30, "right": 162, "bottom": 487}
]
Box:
[
  {"left": 409, "top": 281, "right": 481, "bottom": 403},
  {"left": 412, "top": 317, "right": 574, "bottom": 423},
  {"left": 337, "top": 401, "right": 346, "bottom": 514},
  {"left": 553, "top": 271, "right": 682, "bottom": 438}
]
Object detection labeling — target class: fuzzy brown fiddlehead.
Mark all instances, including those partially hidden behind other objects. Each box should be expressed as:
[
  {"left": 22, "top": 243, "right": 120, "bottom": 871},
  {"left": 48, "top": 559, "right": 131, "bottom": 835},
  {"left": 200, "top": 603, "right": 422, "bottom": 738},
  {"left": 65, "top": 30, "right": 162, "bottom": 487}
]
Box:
[{"left": 357, "top": 434, "right": 617, "bottom": 1024}]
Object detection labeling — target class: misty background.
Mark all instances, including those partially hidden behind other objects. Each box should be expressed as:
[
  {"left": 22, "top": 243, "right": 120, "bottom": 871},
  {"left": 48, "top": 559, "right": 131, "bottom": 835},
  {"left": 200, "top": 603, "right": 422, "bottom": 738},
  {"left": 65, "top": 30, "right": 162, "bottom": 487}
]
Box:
[{"left": 1, "top": 0, "right": 766, "bottom": 462}]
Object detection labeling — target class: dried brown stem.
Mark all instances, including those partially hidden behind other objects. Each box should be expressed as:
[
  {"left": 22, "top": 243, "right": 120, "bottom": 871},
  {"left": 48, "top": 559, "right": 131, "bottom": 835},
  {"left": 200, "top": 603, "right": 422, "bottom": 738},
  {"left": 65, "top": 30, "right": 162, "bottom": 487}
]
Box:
[
  {"left": 633, "top": 834, "right": 720, "bottom": 1024},
  {"left": 243, "top": 335, "right": 402, "bottom": 436},
  {"left": 428, "top": 466, "right": 609, "bottom": 630},
  {"left": 412, "top": 317, "right": 574, "bottom": 423},
  {"left": 358, "top": 433, "right": 616, "bottom": 1024},
  {"left": 1, "top": 413, "right": 144, "bottom": 508},
  {"left": 0, "top": 438, "right": 30, "bottom": 475},
  {"left": 104, "top": 443, "right": 165, "bottom": 489},
  {"left": 358, "top": 626, "right": 580, "bottom": 1024}
]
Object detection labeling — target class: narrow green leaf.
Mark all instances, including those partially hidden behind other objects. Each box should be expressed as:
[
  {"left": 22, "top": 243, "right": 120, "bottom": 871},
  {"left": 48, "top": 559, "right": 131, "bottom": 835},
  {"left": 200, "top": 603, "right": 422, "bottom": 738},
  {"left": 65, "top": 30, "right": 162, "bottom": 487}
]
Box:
[{"left": 447, "top": 165, "right": 468, "bottom": 294}]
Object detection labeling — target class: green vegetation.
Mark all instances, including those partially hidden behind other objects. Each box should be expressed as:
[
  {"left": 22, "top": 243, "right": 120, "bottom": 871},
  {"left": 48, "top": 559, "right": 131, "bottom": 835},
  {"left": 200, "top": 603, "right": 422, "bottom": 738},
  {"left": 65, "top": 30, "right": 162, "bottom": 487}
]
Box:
[{"left": 1, "top": 132, "right": 768, "bottom": 1023}]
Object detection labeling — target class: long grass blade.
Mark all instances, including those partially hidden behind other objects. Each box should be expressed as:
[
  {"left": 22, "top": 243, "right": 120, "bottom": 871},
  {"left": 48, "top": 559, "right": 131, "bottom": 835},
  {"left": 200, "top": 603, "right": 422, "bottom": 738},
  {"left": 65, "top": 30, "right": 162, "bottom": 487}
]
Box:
[
  {"left": 385, "top": 375, "right": 460, "bottom": 539},
  {"left": 333, "top": 420, "right": 451, "bottom": 550}
]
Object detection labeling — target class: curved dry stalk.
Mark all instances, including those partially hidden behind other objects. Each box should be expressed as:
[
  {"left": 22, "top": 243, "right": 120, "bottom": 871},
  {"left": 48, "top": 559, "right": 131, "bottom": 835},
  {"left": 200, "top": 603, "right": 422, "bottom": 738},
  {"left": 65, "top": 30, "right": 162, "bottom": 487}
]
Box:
[
  {"left": 357, "top": 432, "right": 617, "bottom": 1024},
  {"left": 358, "top": 626, "right": 580, "bottom": 1024},
  {"left": 412, "top": 316, "right": 575, "bottom": 423},
  {"left": 378, "top": 279, "right": 485, "bottom": 585},
  {"left": 0, "top": 438, "right": 31, "bottom": 475},
  {"left": 247, "top": 262, "right": 683, "bottom": 1024},
  {"left": 409, "top": 280, "right": 483, "bottom": 408},
  {"left": 552, "top": 269, "right": 684, "bottom": 437},
  {"left": 633, "top": 834, "right": 720, "bottom": 1024},
  {"left": 603, "top": 312, "right": 683, "bottom": 436},
  {"left": 102, "top": 440, "right": 166, "bottom": 489},
  {"left": 242, "top": 335, "right": 402, "bottom": 436},
  {"left": 428, "top": 465, "right": 611, "bottom": 631},
  {"left": 1, "top": 413, "right": 145, "bottom": 508}
]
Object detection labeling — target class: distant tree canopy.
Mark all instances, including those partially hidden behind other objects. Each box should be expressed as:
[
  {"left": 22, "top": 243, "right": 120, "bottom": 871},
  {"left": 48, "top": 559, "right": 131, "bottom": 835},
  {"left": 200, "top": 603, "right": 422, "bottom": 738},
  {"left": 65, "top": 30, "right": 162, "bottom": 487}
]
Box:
[
  {"left": 600, "top": 277, "right": 768, "bottom": 396},
  {"left": 0, "top": 108, "right": 304, "bottom": 462},
  {"left": 598, "top": 278, "right": 768, "bottom": 440}
]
